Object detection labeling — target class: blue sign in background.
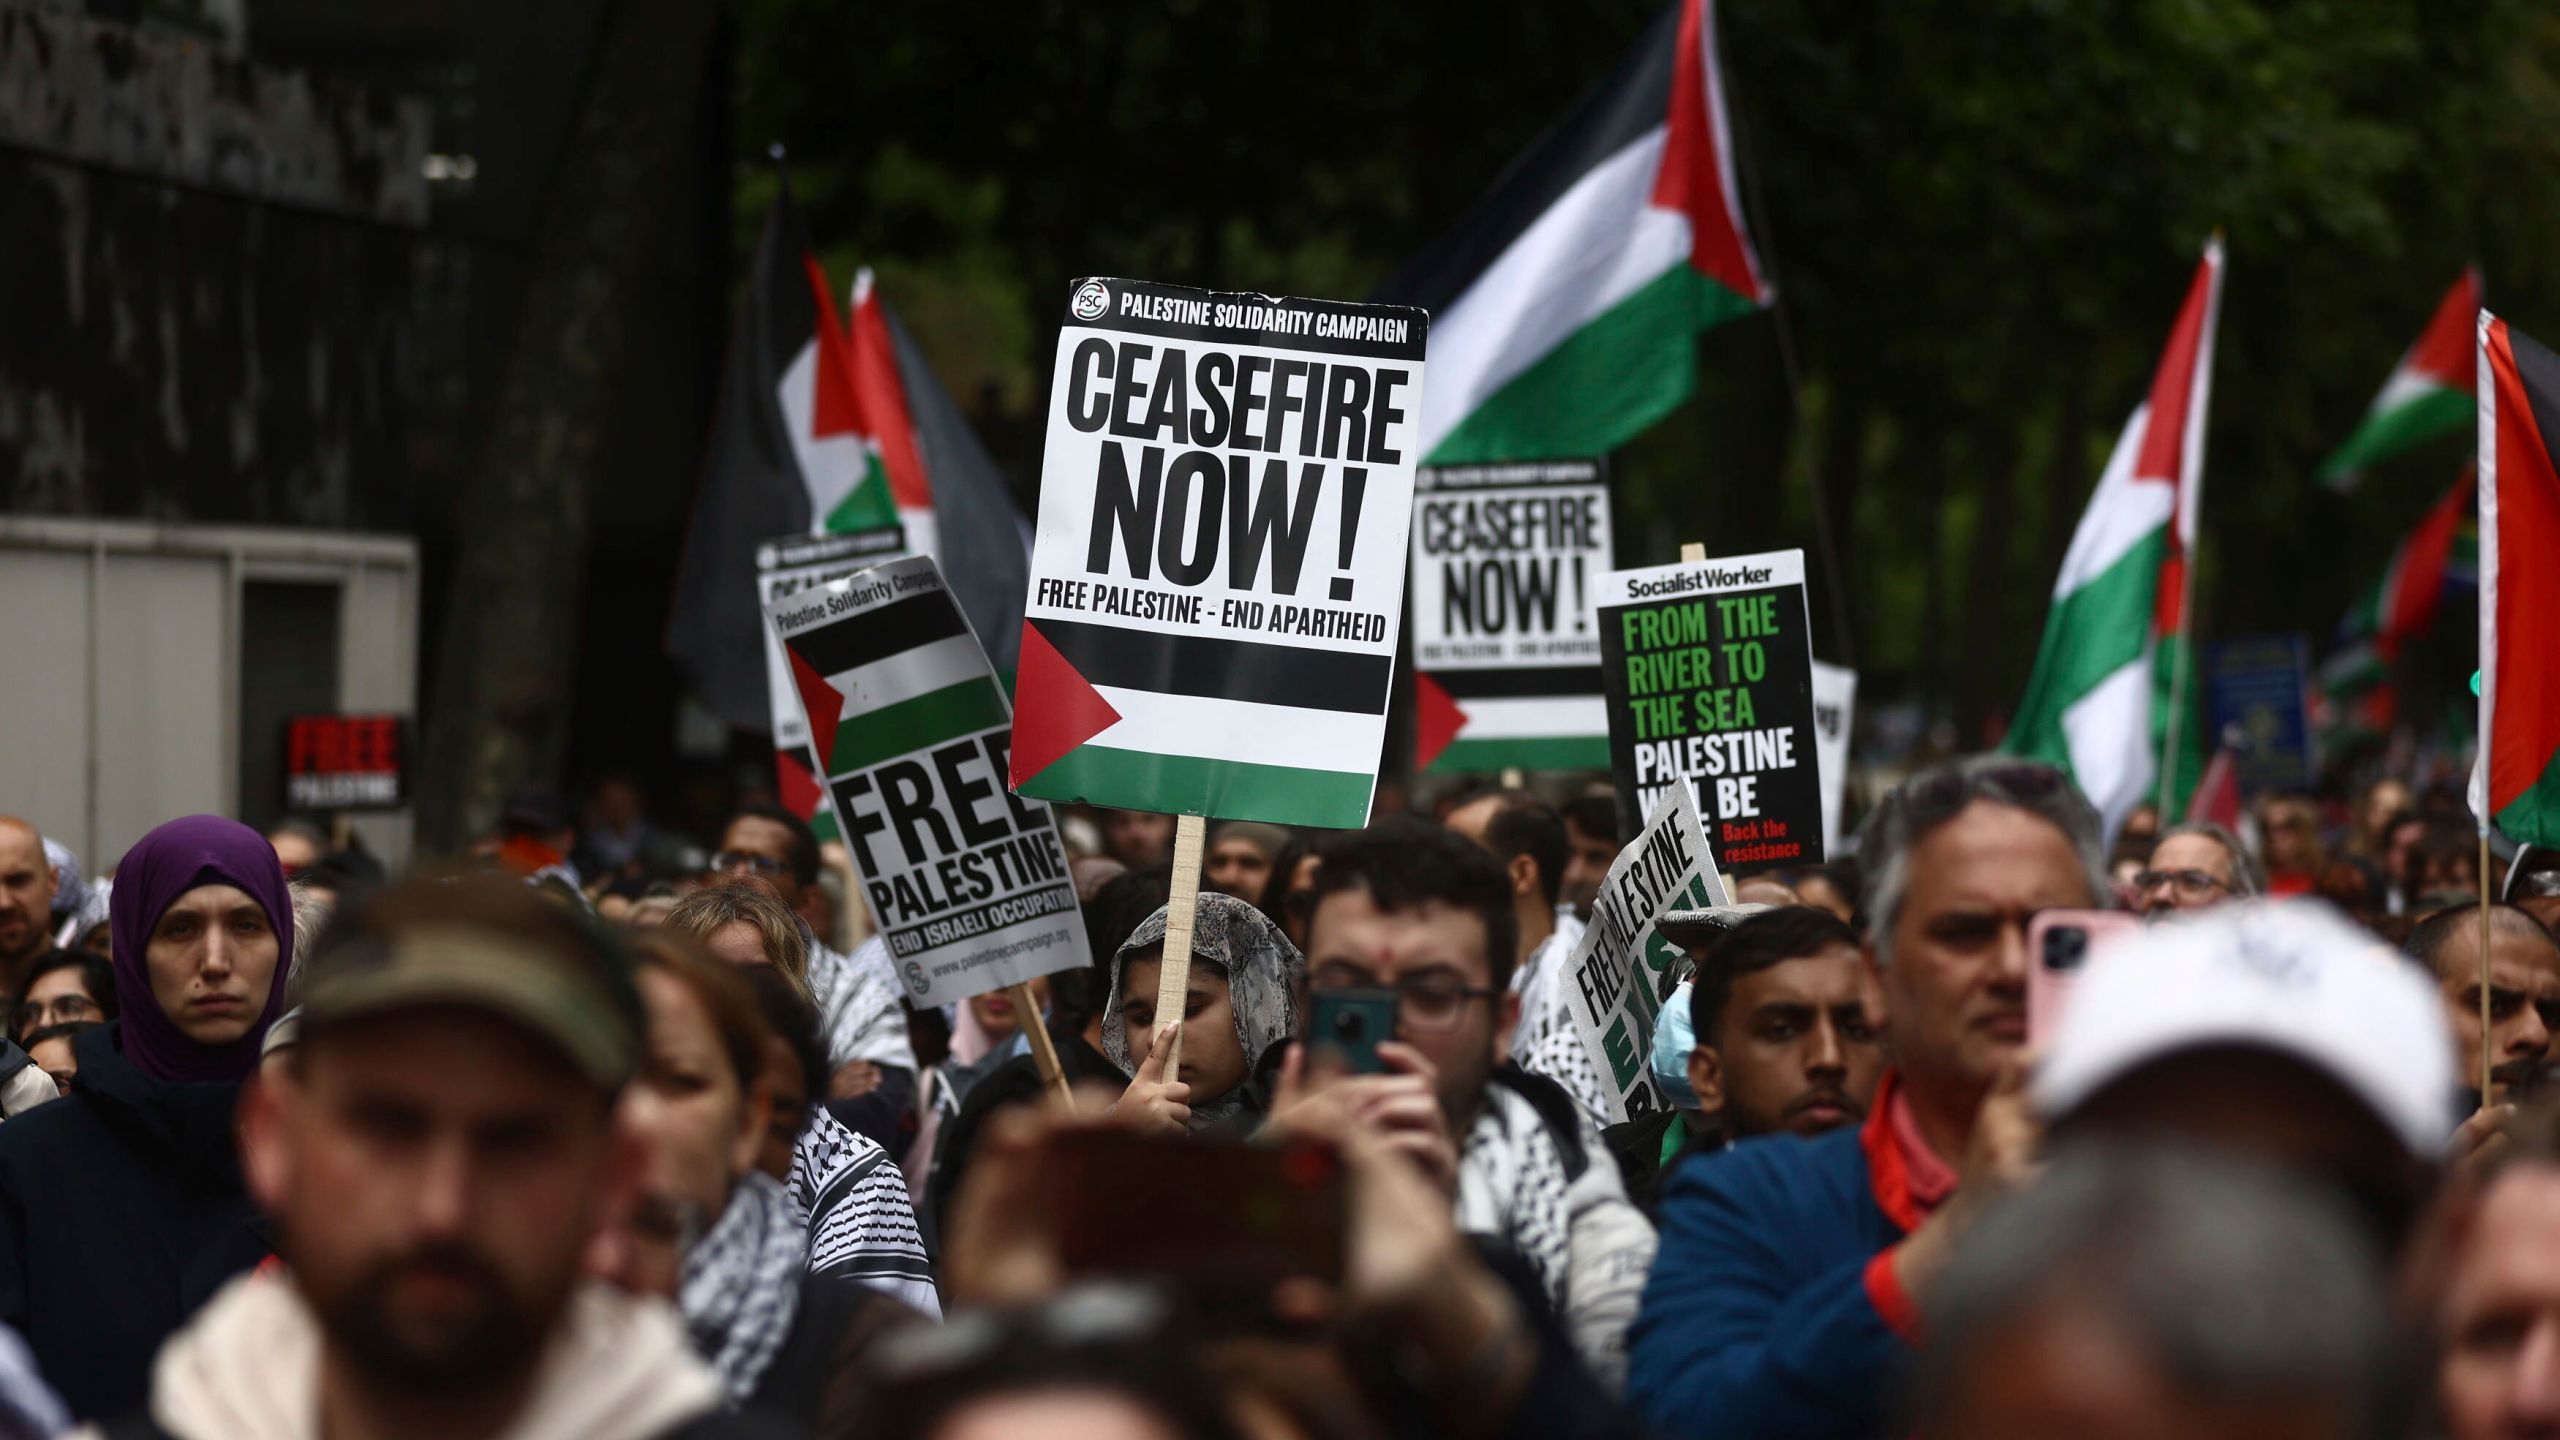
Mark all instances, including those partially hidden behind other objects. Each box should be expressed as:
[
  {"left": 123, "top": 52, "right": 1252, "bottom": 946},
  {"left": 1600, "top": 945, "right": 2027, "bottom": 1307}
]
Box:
[{"left": 2207, "top": 634, "right": 2314, "bottom": 794}]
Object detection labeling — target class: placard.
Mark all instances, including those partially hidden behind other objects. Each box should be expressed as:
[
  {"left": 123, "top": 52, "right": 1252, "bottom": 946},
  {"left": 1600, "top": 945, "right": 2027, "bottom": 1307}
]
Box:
[
  {"left": 1411, "top": 460, "right": 1613, "bottom": 772},
  {"left": 283, "top": 714, "right": 408, "bottom": 811},
  {"left": 2206, "top": 635, "right": 2314, "bottom": 794},
  {"left": 1595, "top": 548, "right": 1823, "bottom": 872},
  {"left": 1010, "top": 276, "right": 1429, "bottom": 828},
  {"left": 1809, "top": 661, "right": 1857, "bottom": 854},
  {"left": 767, "top": 556, "right": 1088, "bottom": 1007},
  {"left": 1563, "top": 785, "right": 1731, "bottom": 1124}
]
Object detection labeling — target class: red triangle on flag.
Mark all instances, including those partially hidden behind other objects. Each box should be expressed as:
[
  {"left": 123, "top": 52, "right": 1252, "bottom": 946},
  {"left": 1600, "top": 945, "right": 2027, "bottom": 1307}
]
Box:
[
  {"left": 1414, "top": 671, "right": 1470, "bottom": 771},
  {"left": 1011, "top": 621, "right": 1122, "bottom": 787},
  {"left": 776, "top": 745, "right": 826, "bottom": 825},
  {"left": 788, "top": 646, "right": 845, "bottom": 775}
]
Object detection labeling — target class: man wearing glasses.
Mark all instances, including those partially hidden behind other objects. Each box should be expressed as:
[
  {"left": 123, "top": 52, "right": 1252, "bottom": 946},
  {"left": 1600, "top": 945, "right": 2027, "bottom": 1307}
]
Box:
[
  {"left": 1629, "top": 756, "right": 2107, "bottom": 1440},
  {"left": 2133, "top": 821, "right": 2260, "bottom": 918},
  {"left": 1288, "top": 817, "right": 1655, "bottom": 1395}
]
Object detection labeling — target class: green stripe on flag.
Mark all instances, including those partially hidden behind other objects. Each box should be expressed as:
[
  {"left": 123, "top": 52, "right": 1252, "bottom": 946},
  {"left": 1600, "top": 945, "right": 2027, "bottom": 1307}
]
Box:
[
  {"left": 2319, "top": 386, "right": 2473, "bottom": 484},
  {"left": 2003, "top": 528, "right": 2169, "bottom": 769},
  {"left": 1427, "top": 735, "right": 1613, "bottom": 773},
  {"left": 1429, "top": 264, "right": 1756, "bottom": 465},
  {"left": 2498, "top": 743, "right": 2560, "bottom": 852},
  {"left": 1021, "top": 745, "right": 1374, "bottom": 829},
  {"left": 827, "top": 677, "right": 1010, "bottom": 775}
]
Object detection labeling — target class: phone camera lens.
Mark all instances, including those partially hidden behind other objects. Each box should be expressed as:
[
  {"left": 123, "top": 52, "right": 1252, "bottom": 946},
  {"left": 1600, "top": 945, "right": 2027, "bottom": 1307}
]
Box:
[
  {"left": 1332, "top": 1011, "right": 1365, "bottom": 1041},
  {"left": 2045, "top": 927, "right": 2088, "bottom": 971}
]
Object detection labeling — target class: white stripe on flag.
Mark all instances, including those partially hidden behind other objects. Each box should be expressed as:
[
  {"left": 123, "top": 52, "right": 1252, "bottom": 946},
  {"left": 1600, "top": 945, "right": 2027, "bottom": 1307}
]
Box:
[
  {"left": 2062, "top": 655, "right": 2156, "bottom": 837},
  {"left": 2472, "top": 311, "right": 2499, "bottom": 827},
  {"left": 1088, "top": 687, "right": 1375, "bottom": 775},
  {"left": 822, "top": 633, "right": 988, "bottom": 717},
  {"left": 780, "top": 340, "right": 863, "bottom": 527},
  {"left": 1454, "top": 693, "right": 1608, "bottom": 740},
  {"left": 1417, "top": 127, "right": 1691, "bottom": 458},
  {"left": 2048, "top": 403, "right": 2176, "bottom": 599}
]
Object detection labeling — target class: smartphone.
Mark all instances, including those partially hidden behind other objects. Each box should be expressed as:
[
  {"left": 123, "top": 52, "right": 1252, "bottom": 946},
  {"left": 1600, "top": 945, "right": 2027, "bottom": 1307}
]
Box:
[
  {"left": 1044, "top": 1128, "right": 1345, "bottom": 1315},
  {"left": 2025, "top": 909, "right": 2141, "bottom": 1046},
  {"left": 1307, "top": 988, "right": 1400, "bottom": 1074}
]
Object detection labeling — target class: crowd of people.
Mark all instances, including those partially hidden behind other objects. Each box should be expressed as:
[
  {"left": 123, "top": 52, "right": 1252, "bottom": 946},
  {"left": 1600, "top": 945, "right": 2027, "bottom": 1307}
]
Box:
[{"left": 0, "top": 753, "right": 2546, "bottom": 1440}]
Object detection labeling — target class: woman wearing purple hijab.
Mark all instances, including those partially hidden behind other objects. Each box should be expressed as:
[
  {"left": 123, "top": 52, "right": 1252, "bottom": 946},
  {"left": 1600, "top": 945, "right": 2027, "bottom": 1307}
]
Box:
[{"left": 0, "top": 815, "right": 291, "bottom": 1421}]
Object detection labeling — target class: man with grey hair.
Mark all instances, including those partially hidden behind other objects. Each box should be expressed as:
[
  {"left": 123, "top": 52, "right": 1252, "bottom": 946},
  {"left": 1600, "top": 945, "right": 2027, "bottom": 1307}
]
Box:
[
  {"left": 1910, "top": 1144, "right": 2398, "bottom": 1440},
  {"left": 2136, "top": 820, "right": 2261, "bottom": 918},
  {"left": 1630, "top": 756, "right": 2107, "bottom": 1439}
]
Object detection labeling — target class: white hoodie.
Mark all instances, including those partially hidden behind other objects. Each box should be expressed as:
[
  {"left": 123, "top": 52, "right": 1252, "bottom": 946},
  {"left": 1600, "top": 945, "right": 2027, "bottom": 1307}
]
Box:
[{"left": 81, "top": 1271, "right": 723, "bottom": 1440}]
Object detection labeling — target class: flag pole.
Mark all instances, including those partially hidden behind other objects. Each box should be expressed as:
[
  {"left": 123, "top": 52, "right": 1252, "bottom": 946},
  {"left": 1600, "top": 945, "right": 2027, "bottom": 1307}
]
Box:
[
  {"left": 1151, "top": 814, "right": 1209, "bottom": 1076},
  {"left": 2481, "top": 833, "right": 2495, "bottom": 1106}
]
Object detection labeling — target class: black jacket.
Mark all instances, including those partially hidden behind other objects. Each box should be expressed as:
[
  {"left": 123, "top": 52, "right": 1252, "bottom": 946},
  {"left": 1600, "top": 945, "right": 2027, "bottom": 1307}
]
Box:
[
  {"left": 745, "top": 1274, "right": 921, "bottom": 1439},
  {"left": 928, "top": 1024, "right": 1119, "bottom": 1245},
  {"left": 0, "top": 1023, "right": 268, "bottom": 1420}
]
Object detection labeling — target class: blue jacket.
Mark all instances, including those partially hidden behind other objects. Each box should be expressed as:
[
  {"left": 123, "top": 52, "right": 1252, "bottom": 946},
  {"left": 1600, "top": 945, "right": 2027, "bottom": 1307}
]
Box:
[{"left": 1626, "top": 1105, "right": 1917, "bottom": 1439}]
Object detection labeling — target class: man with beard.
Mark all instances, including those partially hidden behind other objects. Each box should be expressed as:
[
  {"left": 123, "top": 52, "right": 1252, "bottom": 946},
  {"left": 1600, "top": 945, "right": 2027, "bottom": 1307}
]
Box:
[
  {"left": 1689, "top": 907, "right": 1888, "bottom": 1143},
  {"left": 2409, "top": 904, "right": 2560, "bottom": 1111},
  {"left": 95, "top": 875, "right": 780, "bottom": 1440}
]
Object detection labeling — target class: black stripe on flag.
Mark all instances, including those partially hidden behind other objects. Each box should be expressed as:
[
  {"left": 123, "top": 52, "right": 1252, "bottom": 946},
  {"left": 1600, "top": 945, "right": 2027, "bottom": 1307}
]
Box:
[
  {"left": 1371, "top": 3, "right": 1676, "bottom": 316},
  {"left": 2513, "top": 323, "right": 2560, "bottom": 469},
  {"left": 789, "top": 591, "right": 970, "bottom": 677},
  {"left": 1037, "top": 618, "right": 1389, "bottom": 715},
  {"left": 1426, "top": 666, "right": 1603, "bottom": 700}
]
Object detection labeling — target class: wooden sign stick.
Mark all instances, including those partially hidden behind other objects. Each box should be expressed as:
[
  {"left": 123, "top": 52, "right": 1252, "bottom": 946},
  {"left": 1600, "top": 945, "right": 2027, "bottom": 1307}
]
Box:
[
  {"left": 1011, "top": 979, "right": 1074, "bottom": 1110},
  {"left": 1152, "top": 814, "right": 1210, "bottom": 1076},
  {"left": 2482, "top": 832, "right": 2495, "bottom": 1107},
  {"left": 1675, "top": 540, "right": 1737, "bottom": 904}
]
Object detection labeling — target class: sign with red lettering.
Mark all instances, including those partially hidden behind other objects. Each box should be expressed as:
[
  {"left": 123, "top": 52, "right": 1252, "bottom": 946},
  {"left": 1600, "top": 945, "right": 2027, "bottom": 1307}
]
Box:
[{"left": 283, "top": 714, "right": 409, "bottom": 811}]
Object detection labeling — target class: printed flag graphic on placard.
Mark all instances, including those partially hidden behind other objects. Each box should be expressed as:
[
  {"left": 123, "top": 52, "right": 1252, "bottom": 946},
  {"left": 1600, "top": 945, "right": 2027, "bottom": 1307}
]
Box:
[
  {"left": 2473, "top": 314, "right": 2560, "bottom": 848},
  {"left": 2321, "top": 269, "right": 2483, "bottom": 491},
  {"left": 1011, "top": 278, "right": 1428, "bottom": 828},
  {"left": 766, "top": 556, "right": 1087, "bottom": 1009},
  {"left": 759, "top": 528, "right": 906, "bottom": 837},
  {"left": 2003, "top": 238, "right": 2224, "bottom": 837},
  {"left": 1411, "top": 461, "right": 1614, "bottom": 772},
  {"left": 671, "top": 183, "right": 1029, "bottom": 736},
  {"left": 1375, "top": 0, "right": 1766, "bottom": 464}
]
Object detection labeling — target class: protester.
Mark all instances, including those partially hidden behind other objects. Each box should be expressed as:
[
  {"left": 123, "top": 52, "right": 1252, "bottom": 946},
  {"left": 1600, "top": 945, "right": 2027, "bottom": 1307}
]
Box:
[
  {"left": 740, "top": 965, "right": 830, "bottom": 1181},
  {"left": 2354, "top": 776, "right": 2416, "bottom": 861},
  {"left": 0, "top": 815, "right": 290, "bottom": 1419},
  {"left": 2503, "top": 845, "right": 2560, "bottom": 935},
  {"left": 1257, "top": 832, "right": 1321, "bottom": 952},
  {"left": 18, "top": 1024, "right": 83, "bottom": 1099},
  {"left": 0, "top": 820, "right": 57, "bottom": 997},
  {"left": 709, "top": 808, "right": 914, "bottom": 1137},
  {"left": 2036, "top": 900, "right": 2452, "bottom": 1246},
  {"left": 1298, "top": 818, "right": 1655, "bottom": 1392},
  {"left": 1443, "top": 789, "right": 1606, "bottom": 1126},
  {"left": 264, "top": 817, "right": 327, "bottom": 877},
  {"left": 619, "top": 932, "right": 926, "bottom": 1432},
  {"left": 2407, "top": 904, "right": 2560, "bottom": 1110},
  {"left": 1792, "top": 860, "right": 1861, "bottom": 927},
  {"left": 906, "top": 975, "right": 1050, "bottom": 1218},
  {"left": 1685, "top": 906, "right": 1888, "bottom": 1143},
  {"left": 1629, "top": 756, "right": 2105, "bottom": 1438},
  {"left": 14, "top": 950, "right": 112, "bottom": 1041},
  {"left": 1203, "top": 821, "right": 1288, "bottom": 903},
  {"left": 2257, "top": 795, "right": 2326, "bottom": 897},
  {"left": 1909, "top": 1144, "right": 2398, "bottom": 1440},
  {"left": 1097, "top": 809, "right": 1175, "bottom": 869},
  {"left": 42, "top": 840, "right": 84, "bottom": 946},
  {"left": 2413, "top": 1101, "right": 2560, "bottom": 1440},
  {"left": 1103, "top": 893, "right": 1302, "bottom": 1136},
  {"left": 2134, "top": 820, "right": 2261, "bottom": 917},
  {"left": 144, "top": 873, "right": 768, "bottom": 1440},
  {"left": 1559, "top": 791, "right": 1621, "bottom": 918}
]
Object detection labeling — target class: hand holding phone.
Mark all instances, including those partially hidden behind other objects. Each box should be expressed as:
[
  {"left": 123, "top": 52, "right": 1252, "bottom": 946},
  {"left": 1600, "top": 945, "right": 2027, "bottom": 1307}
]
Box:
[{"left": 1308, "top": 989, "right": 1399, "bottom": 1075}]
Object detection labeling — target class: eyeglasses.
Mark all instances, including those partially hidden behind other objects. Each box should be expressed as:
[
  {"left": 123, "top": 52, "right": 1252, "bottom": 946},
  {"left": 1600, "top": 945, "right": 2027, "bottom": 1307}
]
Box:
[
  {"left": 708, "top": 851, "right": 787, "bottom": 877},
  {"left": 1895, "top": 761, "right": 2072, "bottom": 829},
  {"left": 15, "top": 994, "right": 100, "bottom": 1033},
  {"left": 1306, "top": 971, "right": 1499, "bottom": 1034},
  {"left": 2134, "top": 869, "right": 2230, "bottom": 900}
]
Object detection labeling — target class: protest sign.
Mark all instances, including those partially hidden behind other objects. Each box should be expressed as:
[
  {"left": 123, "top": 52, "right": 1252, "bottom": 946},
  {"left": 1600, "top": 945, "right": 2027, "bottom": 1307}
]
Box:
[
  {"left": 1809, "top": 661, "right": 1857, "bottom": 854},
  {"left": 1563, "top": 785, "right": 1732, "bottom": 1125},
  {"left": 1595, "top": 548, "right": 1823, "bottom": 872},
  {"left": 759, "top": 526, "right": 907, "bottom": 834},
  {"left": 283, "top": 714, "right": 407, "bottom": 811},
  {"left": 1009, "top": 276, "right": 1430, "bottom": 829},
  {"left": 767, "top": 555, "right": 1088, "bottom": 1011},
  {"left": 2207, "top": 634, "right": 2314, "bottom": 794},
  {"left": 1410, "top": 460, "right": 1613, "bottom": 772}
]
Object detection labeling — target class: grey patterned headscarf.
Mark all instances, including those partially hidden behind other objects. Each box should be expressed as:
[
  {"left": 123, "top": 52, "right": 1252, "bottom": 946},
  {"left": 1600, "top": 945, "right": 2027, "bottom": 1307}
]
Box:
[{"left": 1101, "top": 893, "right": 1304, "bottom": 1130}]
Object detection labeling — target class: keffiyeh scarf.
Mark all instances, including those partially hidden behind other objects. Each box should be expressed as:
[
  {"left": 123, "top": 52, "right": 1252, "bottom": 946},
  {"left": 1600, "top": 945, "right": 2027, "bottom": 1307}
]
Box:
[
  {"left": 680, "top": 1171, "right": 806, "bottom": 1406},
  {"left": 787, "top": 1109, "right": 941, "bottom": 1318}
]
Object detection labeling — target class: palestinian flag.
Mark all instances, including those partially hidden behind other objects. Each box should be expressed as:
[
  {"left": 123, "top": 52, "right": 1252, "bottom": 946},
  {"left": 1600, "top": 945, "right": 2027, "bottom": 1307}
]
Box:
[
  {"left": 784, "top": 574, "right": 1011, "bottom": 797},
  {"left": 2474, "top": 314, "right": 2560, "bottom": 845},
  {"left": 2004, "top": 239, "right": 2224, "bottom": 837},
  {"left": 1376, "top": 0, "right": 1767, "bottom": 463},
  {"left": 2318, "top": 467, "right": 2476, "bottom": 735},
  {"left": 671, "top": 183, "right": 1029, "bottom": 821},
  {"left": 2321, "top": 269, "right": 2482, "bottom": 490}
]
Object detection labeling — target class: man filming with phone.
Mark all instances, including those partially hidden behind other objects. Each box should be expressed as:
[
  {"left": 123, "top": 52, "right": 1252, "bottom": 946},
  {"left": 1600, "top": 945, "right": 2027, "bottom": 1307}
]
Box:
[
  {"left": 1282, "top": 818, "right": 1656, "bottom": 1394},
  {"left": 1628, "top": 756, "right": 2108, "bottom": 1439}
]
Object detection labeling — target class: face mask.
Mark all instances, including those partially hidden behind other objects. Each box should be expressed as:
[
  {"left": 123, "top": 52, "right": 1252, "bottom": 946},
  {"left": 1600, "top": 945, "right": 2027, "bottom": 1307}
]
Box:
[{"left": 1650, "top": 981, "right": 1700, "bottom": 1109}]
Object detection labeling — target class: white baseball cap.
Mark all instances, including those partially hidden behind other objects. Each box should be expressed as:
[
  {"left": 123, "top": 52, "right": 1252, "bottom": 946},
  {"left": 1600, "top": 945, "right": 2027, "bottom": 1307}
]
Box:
[{"left": 2033, "top": 900, "right": 2454, "bottom": 1159}]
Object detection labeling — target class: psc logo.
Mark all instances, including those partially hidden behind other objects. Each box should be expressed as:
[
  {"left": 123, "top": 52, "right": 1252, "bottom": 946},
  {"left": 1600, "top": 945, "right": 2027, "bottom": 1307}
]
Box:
[
  {"left": 902, "top": 961, "right": 930, "bottom": 997},
  {"left": 1070, "top": 279, "right": 1111, "bottom": 322}
]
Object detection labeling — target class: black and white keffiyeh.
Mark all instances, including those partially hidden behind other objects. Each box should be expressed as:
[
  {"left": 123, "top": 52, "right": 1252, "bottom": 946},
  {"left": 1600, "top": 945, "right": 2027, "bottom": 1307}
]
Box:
[
  {"left": 680, "top": 1171, "right": 806, "bottom": 1406},
  {"left": 786, "top": 1108, "right": 942, "bottom": 1317},
  {"left": 804, "top": 934, "right": 914, "bottom": 1072},
  {"left": 1456, "top": 1081, "right": 1577, "bottom": 1303}
]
